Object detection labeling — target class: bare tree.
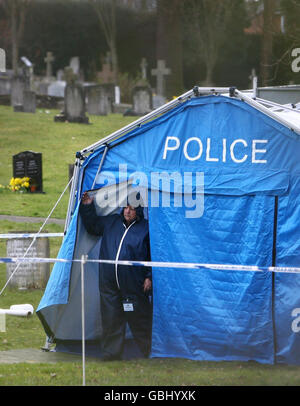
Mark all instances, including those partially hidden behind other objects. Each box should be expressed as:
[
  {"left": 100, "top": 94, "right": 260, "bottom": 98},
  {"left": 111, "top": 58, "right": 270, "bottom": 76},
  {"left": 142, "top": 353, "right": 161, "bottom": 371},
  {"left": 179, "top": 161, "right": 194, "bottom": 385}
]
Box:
[
  {"left": 0, "top": 0, "right": 32, "bottom": 74},
  {"left": 88, "top": 0, "right": 119, "bottom": 83},
  {"left": 156, "top": 0, "right": 184, "bottom": 98},
  {"left": 185, "top": 0, "right": 236, "bottom": 86}
]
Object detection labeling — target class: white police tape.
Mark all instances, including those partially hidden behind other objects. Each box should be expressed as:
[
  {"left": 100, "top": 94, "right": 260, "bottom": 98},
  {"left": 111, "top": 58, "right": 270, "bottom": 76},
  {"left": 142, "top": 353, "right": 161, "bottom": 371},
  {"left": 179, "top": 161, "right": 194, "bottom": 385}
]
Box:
[
  {"left": 0, "top": 256, "right": 300, "bottom": 274},
  {"left": 0, "top": 233, "right": 64, "bottom": 239}
]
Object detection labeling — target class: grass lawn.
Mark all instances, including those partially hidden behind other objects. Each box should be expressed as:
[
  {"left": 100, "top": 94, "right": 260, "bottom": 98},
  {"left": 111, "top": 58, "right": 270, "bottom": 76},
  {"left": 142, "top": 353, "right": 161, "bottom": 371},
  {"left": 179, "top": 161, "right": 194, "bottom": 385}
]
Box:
[
  {"left": 1, "top": 105, "right": 300, "bottom": 387},
  {"left": 0, "top": 105, "right": 135, "bottom": 219}
]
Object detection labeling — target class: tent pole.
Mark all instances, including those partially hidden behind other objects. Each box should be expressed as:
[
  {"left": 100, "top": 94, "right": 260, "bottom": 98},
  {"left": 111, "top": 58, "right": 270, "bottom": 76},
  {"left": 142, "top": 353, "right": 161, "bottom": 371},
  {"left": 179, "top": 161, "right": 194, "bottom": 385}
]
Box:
[
  {"left": 80, "top": 86, "right": 300, "bottom": 157},
  {"left": 81, "top": 254, "right": 87, "bottom": 386},
  {"left": 81, "top": 87, "right": 235, "bottom": 155},
  {"left": 254, "top": 97, "right": 300, "bottom": 113},
  {"left": 65, "top": 156, "right": 82, "bottom": 233},
  {"left": 271, "top": 196, "right": 279, "bottom": 364},
  {"left": 91, "top": 144, "right": 109, "bottom": 190},
  {"left": 233, "top": 89, "right": 300, "bottom": 135}
]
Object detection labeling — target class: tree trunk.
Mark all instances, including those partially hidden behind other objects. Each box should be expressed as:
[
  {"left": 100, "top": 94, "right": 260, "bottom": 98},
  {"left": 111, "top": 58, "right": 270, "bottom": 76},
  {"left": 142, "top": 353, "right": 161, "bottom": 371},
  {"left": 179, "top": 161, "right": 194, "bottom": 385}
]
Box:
[
  {"left": 11, "top": 1, "right": 18, "bottom": 74},
  {"left": 156, "top": 0, "right": 184, "bottom": 98},
  {"left": 89, "top": 0, "right": 119, "bottom": 85},
  {"left": 110, "top": 40, "right": 119, "bottom": 84},
  {"left": 260, "top": 0, "right": 274, "bottom": 86},
  {"left": 204, "top": 63, "right": 214, "bottom": 86}
]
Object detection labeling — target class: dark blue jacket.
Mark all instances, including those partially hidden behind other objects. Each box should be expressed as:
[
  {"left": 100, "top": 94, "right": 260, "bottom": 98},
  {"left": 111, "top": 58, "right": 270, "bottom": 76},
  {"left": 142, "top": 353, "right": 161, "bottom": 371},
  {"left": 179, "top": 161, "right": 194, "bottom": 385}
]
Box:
[{"left": 79, "top": 201, "right": 151, "bottom": 295}]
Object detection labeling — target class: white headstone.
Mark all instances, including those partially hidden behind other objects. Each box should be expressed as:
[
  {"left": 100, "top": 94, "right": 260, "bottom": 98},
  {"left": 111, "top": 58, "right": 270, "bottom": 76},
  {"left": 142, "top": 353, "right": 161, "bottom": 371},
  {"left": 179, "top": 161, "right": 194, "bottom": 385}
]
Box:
[
  {"left": 115, "top": 86, "right": 121, "bottom": 104},
  {"left": 70, "top": 57, "right": 80, "bottom": 75},
  {"left": 56, "top": 69, "right": 64, "bottom": 81},
  {"left": 48, "top": 80, "right": 66, "bottom": 98},
  {"left": 132, "top": 86, "right": 152, "bottom": 115}
]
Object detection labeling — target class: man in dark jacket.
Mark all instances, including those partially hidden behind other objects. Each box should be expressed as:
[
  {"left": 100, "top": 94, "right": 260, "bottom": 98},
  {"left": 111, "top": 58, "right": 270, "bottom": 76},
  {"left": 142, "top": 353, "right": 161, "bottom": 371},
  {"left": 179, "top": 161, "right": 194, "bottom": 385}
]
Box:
[{"left": 80, "top": 191, "right": 152, "bottom": 361}]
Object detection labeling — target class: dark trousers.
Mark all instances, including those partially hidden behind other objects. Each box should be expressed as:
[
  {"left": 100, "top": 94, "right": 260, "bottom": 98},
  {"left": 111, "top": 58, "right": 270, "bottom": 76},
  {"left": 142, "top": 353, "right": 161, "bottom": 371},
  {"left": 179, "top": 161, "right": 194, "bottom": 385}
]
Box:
[{"left": 99, "top": 274, "right": 152, "bottom": 359}]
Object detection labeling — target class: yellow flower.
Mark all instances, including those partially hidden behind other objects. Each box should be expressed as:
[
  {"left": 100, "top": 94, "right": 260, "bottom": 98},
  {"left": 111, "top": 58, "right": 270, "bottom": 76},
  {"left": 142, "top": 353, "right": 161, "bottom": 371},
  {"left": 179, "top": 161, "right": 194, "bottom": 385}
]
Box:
[{"left": 8, "top": 177, "right": 31, "bottom": 192}]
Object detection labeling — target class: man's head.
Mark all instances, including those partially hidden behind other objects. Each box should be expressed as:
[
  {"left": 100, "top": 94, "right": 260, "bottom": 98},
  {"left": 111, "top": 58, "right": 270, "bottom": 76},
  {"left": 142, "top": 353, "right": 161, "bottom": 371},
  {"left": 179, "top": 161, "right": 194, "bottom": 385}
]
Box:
[{"left": 123, "top": 205, "right": 137, "bottom": 225}]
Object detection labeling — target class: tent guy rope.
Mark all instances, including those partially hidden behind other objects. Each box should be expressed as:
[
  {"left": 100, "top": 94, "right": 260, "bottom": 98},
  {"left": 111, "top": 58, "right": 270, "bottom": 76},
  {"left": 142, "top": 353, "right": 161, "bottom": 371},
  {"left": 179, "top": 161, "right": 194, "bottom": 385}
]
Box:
[{"left": 0, "top": 177, "right": 73, "bottom": 297}]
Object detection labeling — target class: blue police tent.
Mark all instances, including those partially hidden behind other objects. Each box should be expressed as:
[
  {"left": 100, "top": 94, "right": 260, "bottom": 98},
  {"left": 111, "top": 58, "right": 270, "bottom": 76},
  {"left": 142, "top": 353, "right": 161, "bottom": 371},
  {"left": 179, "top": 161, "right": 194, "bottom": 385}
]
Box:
[{"left": 37, "top": 88, "right": 300, "bottom": 364}]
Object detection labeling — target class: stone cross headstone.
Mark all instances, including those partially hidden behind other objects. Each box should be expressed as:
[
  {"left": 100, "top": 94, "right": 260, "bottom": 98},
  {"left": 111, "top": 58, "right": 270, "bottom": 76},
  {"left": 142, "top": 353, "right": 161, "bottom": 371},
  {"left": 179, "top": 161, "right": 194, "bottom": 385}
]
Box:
[
  {"left": 64, "top": 83, "right": 89, "bottom": 123},
  {"left": 13, "top": 151, "right": 43, "bottom": 193},
  {"left": 44, "top": 52, "right": 55, "bottom": 80},
  {"left": 132, "top": 86, "right": 152, "bottom": 115},
  {"left": 151, "top": 59, "right": 171, "bottom": 97},
  {"left": 98, "top": 63, "right": 115, "bottom": 84},
  {"left": 6, "top": 233, "right": 50, "bottom": 289},
  {"left": 98, "top": 54, "right": 114, "bottom": 84}
]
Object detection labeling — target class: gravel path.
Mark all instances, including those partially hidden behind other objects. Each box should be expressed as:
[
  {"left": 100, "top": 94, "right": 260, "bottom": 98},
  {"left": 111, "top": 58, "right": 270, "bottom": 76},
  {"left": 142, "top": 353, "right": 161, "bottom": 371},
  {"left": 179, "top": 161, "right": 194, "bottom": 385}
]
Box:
[
  {"left": 0, "top": 215, "right": 65, "bottom": 226},
  {"left": 0, "top": 348, "right": 86, "bottom": 364}
]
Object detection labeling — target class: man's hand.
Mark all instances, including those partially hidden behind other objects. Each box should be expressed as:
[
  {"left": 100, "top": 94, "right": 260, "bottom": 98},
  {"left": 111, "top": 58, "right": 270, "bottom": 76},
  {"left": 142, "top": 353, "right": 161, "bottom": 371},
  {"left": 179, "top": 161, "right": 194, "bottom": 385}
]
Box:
[
  {"left": 82, "top": 191, "right": 93, "bottom": 205},
  {"left": 143, "top": 278, "right": 152, "bottom": 292}
]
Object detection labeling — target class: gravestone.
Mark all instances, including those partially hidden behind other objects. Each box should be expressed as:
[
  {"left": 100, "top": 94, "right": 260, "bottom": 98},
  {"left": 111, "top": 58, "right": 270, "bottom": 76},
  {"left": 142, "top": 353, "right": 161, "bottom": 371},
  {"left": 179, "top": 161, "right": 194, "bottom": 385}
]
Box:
[
  {"left": 151, "top": 59, "right": 171, "bottom": 99},
  {"left": 10, "top": 75, "right": 29, "bottom": 107},
  {"left": 103, "top": 84, "right": 115, "bottom": 112},
  {"left": 115, "top": 86, "right": 121, "bottom": 105},
  {"left": 23, "top": 90, "right": 36, "bottom": 113},
  {"left": 0, "top": 72, "right": 11, "bottom": 95},
  {"left": 36, "top": 81, "right": 49, "bottom": 96},
  {"left": 69, "top": 57, "right": 80, "bottom": 76},
  {"left": 86, "top": 84, "right": 110, "bottom": 115},
  {"left": 21, "top": 56, "right": 34, "bottom": 90},
  {"left": 56, "top": 69, "right": 64, "bottom": 81},
  {"left": 13, "top": 151, "right": 43, "bottom": 193},
  {"left": 44, "top": 52, "right": 55, "bottom": 80},
  {"left": 64, "top": 83, "right": 89, "bottom": 123},
  {"left": 6, "top": 233, "right": 50, "bottom": 289},
  {"left": 97, "top": 53, "right": 114, "bottom": 84},
  {"left": 153, "top": 94, "right": 167, "bottom": 109},
  {"left": 48, "top": 80, "right": 66, "bottom": 98},
  {"left": 132, "top": 86, "right": 152, "bottom": 115}
]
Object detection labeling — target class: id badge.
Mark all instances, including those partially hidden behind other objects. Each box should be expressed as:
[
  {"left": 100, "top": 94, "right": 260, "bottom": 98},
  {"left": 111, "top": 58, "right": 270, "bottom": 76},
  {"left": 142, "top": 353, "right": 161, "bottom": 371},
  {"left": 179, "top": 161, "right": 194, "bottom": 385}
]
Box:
[{"left": 123, "top": 301, "right": 134, "bottom": 312}]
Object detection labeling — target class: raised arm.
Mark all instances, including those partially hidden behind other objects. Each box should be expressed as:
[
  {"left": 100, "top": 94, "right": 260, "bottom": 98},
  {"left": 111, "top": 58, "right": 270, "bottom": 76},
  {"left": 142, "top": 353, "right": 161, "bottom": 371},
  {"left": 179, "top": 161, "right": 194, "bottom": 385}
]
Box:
[{"left": 79, "top": 192, "right": 106, "bottom": 236}]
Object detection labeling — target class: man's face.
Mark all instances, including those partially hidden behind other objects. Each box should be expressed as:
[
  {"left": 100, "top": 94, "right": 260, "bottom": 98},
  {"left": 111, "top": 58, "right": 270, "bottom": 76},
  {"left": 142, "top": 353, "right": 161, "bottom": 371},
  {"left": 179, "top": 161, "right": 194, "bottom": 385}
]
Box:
[{"left": 123, "top": 205, "right": 137, "bottom": 224}]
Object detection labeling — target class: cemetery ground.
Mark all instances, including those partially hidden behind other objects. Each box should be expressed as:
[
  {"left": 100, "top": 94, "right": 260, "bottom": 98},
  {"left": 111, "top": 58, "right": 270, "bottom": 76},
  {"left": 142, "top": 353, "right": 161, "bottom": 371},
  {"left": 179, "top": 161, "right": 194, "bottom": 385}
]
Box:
[{"left": 1, "top": 107, "right": 300, "bottom": 386}]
